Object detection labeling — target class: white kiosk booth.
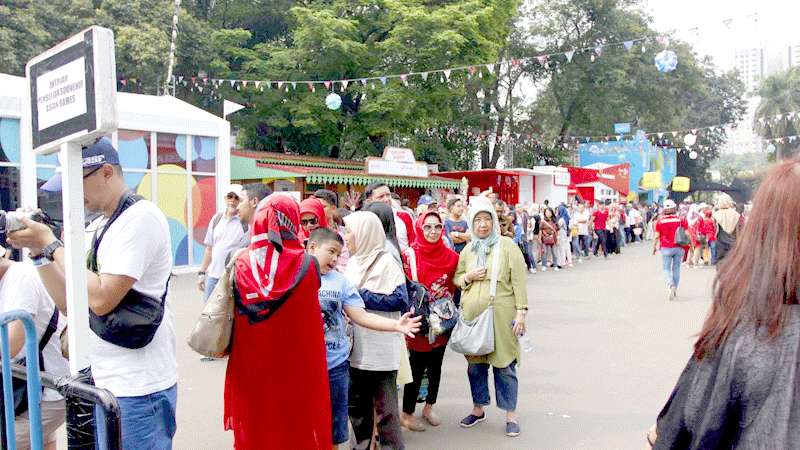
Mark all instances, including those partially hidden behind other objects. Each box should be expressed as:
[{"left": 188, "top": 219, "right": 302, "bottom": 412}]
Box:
[{"left": 1, "top": 73, "right": 231, "bottom": 268}]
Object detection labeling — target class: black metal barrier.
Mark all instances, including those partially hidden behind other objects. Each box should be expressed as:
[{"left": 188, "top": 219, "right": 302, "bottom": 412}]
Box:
[{"left": 9, "top": 364, "right": 121, "bottom": 450}]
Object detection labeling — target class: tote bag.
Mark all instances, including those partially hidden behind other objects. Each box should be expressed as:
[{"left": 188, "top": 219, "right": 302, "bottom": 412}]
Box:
[
  {"left": 449, "top": 244, "right": 500, "bottom": 356},
  {"left": 187, "top": 248, "right": 246, "bottom": 358}
]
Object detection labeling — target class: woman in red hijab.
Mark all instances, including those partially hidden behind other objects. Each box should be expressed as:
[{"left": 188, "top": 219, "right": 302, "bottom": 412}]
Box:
[
  {"left": 400, "top": 210, "right": 460, "bottom": 431},
  {"left": 299, "top": 197, "right": 329, "bottom": 242},
  {"left": 224, "top": 194, "right": 331, "bottom": 449}
]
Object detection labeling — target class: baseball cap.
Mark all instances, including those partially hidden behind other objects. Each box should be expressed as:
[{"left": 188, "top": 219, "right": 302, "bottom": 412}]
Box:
[
  {"left": 225, "top": 184, "right": 244, "bottom": 198},
  {"left": 663, "top": 199, "right": 677, "bottom": 209},
  {"left": 418, "top": 195, "right": 436, "bottom": 207},
  {"left": 40, "top": 138, "right": 121, "bottom": 192}
]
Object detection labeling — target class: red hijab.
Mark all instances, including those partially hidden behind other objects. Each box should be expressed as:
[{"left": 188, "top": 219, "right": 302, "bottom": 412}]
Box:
[
  {"left": 298, "top": 197, "right": 329, "bottom": 241},
  {"left": 235, "top": 194, "right": 307, "bottom": 314},
  {"left": 407, "top": 211, "right": 459, "bottom": 294}
]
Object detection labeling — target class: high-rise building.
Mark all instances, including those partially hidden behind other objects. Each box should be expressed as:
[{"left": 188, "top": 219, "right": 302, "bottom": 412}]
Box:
[
  {"left": 789, "top": 44, "right": 800, "bottom": 68},
  {"left": 734, "top": 48, "right": 765, "bottom": 93}
]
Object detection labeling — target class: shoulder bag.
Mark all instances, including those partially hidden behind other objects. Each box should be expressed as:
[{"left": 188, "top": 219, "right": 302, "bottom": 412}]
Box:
[
  {"left": 674, "top": 224, "right": 691, "bottom": 247},
  {"left": 448, "top": 243, "right": 500, "bottom": 356},
  {"left": 406, "top": 249, "right": 458, "bottom": 343},
  {"left": 187, "top": 248, "right": 247, "bottom": 358},
  {"left": 88, "top": 191, "right": 169, "bottom": 349}
]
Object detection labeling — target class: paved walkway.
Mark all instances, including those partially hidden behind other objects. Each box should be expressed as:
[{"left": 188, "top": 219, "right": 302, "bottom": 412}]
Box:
[{"left": 154, "top": 241, "right": 713, "bottom": 449}]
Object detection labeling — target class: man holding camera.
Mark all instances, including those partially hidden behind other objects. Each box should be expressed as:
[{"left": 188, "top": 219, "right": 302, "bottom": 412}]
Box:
[{"left": 8, "top": 138, "right": 177, "bottom": 449}]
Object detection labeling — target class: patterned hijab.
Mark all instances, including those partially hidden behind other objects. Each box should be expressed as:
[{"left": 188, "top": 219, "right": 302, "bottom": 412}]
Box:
[
  {"left": 235, "top": 194, "right": 307, "bottom": 313},
  {"left": 468, "top": 196, "right": 500, "bottom": 267}
]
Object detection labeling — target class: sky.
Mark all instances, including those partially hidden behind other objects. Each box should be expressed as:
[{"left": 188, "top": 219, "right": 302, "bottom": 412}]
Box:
[{"left": 646, "top": 0, "right": 800, "bottom": 71}]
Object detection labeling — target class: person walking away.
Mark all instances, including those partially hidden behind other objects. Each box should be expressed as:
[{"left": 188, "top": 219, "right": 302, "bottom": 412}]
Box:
[
  {"left": 712, "top": 194, "right": 742, "bottom": 264},
  {"left": 0, "top": 245, "right": 68, "bottom": 450},
  {"left": 344, "top": 212, "right": 410, "bottom": 450},
  {"left": 592, "top": 202, "right": 610, "bottom": 258},
  {"left": 652, "top": 200, "right": 687, "bottom": 300},
  {"left": 701, "top": 207, "right": 717, "bottom": 265},
  {"left": 647, "top": 159, "right": 800, "bottom": 449},
  {"left": 454, "top": 197, "right": 528, "bottom": 437},
  {"left": 540, "top": 208, "right": 560, "bottom": 271},
  {"left": 689, "top": 204, "right": 708, "bottom": 268},
  {"left": 10, "top": 138, "right": 177, "bottom": 449},
  {"left": 306, "top": 228, "right": 419, "bottom": 448},
  {"left": 400, "top": 211, "right": 459, "bottom": 432},
  {"left": 444, "top": 198, "right": 470, "bottom": 254},
  {"left": 556, "top": 205, "right": 573, "bottom": 268},
  {"left": 197, "top": 184, "right": 248, "bottom": 302}
]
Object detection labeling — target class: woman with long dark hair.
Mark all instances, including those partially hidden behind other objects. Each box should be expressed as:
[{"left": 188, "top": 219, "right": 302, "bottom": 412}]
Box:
[
  {"left": 647, "top": 160, "right": 800, "bottom": 448},
  {"left": 364, "top": 201, "right": 402, "bottom": 264}
]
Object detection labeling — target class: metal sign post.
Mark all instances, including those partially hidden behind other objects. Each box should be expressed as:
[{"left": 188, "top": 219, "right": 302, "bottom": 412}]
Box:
[{"left": 25, "top": 26, "right": 117, "bottom": 375}]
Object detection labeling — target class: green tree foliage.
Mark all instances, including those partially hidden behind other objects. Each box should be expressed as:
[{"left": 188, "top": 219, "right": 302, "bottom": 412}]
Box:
[{"left": 754, "top": 67, "right": 800, "bottom": 161}]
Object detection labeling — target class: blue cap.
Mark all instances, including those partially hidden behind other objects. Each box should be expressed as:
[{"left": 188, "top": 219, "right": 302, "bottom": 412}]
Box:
[
  {"left": 418, "top": 195, "right": 436, "bottom": 206},
  {"left": 41, "top": 138, "right": 121, "bottom": 192}
]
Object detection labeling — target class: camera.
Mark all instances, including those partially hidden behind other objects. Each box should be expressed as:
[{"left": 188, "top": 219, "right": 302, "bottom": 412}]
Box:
[{"left": 0, "top": 210, "right": 55, "bottom": 235}]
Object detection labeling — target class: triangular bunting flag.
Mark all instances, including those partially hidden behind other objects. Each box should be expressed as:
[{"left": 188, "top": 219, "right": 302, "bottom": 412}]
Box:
[
  {"left": 468, "top": 66, "right": 477, "bottom": 76},
  {"left": 308, "top": 82, "right": 315, "bottom": 92},
  {"left": 443, "top": 70, "right": 451, "bottom": 81},
  {"left": 242, "top": 80, "right": 249, "bottom": 87},
  {"left": 671, "top": 131, "right": 678, "bottom": 138},
  {"left": 380, "top": 76, "right": 388, "bottom": 85},
  {"left": 177, "top": 76, "right": 184, "bottom": 82},
  {"left": 400, "top": 74, "right": 408, "bottom": 86},
  {"left": 191, "top": 77, "right": 196, "bottom": 84},
  {"left": 203, "top": 78, "right": 208, "bottom": 84},
  {"left": 291, "top": 82, "right": 297, "bottom": 90},
  {"left": 594, "top": 46, "right": 603, "bottom": 56},
  {"left": 120, "top": 79, "right": 127, "bottom": 86},
  {"left": 198, "top": 86, "right": 204, "bottom": 93},
  {"left": 487, "top": 65, "right": 495, "bottom": 74},
  {"left": 623, "top": 40, "right": 634, "bottom": 51},
  {"left": 229, "top": 80, "right": 236, "bottom": 88},
  {"left": 421, "top": 72, "right": 429, "bottom": 81},
  {"left": 565, "top": 50, "right": 575, "bottom": 62},
  {"left": 658, "top": 132, "right": 664, "bottom": 138},
  {"left": 359, "top": 79, "right": 368, "bottom": 86},
  {"left": 255, "top": 81, "right": 261, "bottom": 88},
  {"left": 537, "top": 55, "right": 548, "bottom": 65},
  {"left": 691, "top": 129, "right": 698, "bottom": 134},
  {"left": 341, "top": 80, "right": 349, "bottom": 90},
  {"left": 324, "top": 81, "right": 331, "bottom": 89},
  {"left": 277, "top": 81, "right": 284, "bottom": 89}
]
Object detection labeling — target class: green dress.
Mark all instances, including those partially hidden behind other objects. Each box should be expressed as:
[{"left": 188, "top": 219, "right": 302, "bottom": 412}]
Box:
[{"left": 454, "top": 236, "right": 529, "bottom": 368}]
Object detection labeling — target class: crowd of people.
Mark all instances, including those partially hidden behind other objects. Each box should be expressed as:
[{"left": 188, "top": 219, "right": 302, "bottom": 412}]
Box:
[{"left": 1, "top": 136, "right": 791, "bottom": 450}]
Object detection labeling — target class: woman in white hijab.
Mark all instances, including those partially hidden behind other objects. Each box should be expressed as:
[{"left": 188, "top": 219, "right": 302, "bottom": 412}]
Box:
[
  {"left": 453, "top": 197, "right": 529, "bottom": 438},
  {"left": 343, "top": 212, "right": 409, "bottom": 449}
]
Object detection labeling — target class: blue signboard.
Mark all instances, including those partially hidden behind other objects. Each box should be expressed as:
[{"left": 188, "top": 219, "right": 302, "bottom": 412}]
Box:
[
  {"left": 614, "top": 123, "right": 631, "bottom": 134},
  {"left": 578, "top": 131, "right": 676, "bottom": 202}
]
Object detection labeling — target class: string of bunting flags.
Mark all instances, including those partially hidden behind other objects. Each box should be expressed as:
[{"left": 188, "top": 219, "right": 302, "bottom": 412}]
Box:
[{"left": 135, "top": 13, "right": 758, "bottom": 95}]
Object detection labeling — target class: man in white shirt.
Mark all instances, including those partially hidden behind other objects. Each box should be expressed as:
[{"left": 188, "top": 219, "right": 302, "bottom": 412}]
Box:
[
  {"left": 0, "top": 242, "right": 69, "bottom": 450},
  {"left": 9, "top": 138, "right": 177, "bottom": 449},
  {"left": 197, "top": 184, "right": 248, "bottom": 301},
  {"left": 572, "top": 202, "right": 592, "bottom": 259}
]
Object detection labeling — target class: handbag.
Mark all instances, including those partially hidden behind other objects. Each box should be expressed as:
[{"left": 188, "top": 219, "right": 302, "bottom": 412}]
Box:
[
  {"left": 0, "top": 308, "right": 59, "bottom": 416},
  {"left": 448, "top": 243, "right": 500, "bottom": 356},
  {"left": 187, "top": 248, "right": 247, "bottom": 358},
  {"left": 88, "top": 191, "right": 168, "bottom": 349},
  {"left": 674, "top": 225, "right": 691, "bottom": 247},
  {"left": 541, "top": 222, "right": 556, "bottom": 246},
  {"left": 406, "top": 249, "right": 458, "bottom": 343}
]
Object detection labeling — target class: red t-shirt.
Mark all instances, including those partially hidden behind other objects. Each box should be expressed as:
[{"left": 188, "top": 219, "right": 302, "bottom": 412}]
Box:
[
  {"left": 655, "top": 215, "right": 688, "bottom": 248},
  {"left": 592, "top": 209, "right": 609, "bottom": 230}
]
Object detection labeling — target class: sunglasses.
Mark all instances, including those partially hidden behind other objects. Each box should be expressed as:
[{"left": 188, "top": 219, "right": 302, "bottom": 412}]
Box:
[
  {"left": 82, "top": 165, "right": 103, "bottom": 179},
  {"left": 422, "top": 224, "right": 443, "bottom": 232},
  {"left": 301, "top": 218, "right": 318, "bottom": 226}
]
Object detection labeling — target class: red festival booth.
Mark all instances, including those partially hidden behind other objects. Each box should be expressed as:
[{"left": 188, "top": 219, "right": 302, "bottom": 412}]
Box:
[
  {"left": 566, "top": 163, "right": 631, "bottom": 205},
  {"left": 436, "top": 169, "right": 521, "bottom": 205}
]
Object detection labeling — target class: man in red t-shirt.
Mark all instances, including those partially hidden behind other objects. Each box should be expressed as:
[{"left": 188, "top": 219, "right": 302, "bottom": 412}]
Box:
[
  {"left": 654, "top": 200, "right": 688, "bottom": 300},
  {"left": 591, "top": 201, "right": 610, "bottom": 258}
]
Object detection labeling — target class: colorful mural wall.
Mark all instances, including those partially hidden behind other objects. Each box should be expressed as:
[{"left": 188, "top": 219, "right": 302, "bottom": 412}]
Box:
[{"left": 578, "top": 131, "right": 677, "bottom": 201}]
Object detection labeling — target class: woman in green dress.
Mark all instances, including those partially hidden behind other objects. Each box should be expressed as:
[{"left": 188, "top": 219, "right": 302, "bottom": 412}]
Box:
[{"left": 454, "top": 196, "right": 529, "bottom": 437}]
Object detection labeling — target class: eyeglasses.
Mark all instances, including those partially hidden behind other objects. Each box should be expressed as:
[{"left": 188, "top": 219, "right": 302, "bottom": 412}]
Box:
[
  {"left": 301, "top": 218, "right": 318, "bottom": 226},
  {"left": 422, "top": 224, "right": 443, "bottom": 233},
  {"left": 82, "top": 166, "right": 103, "bottom": 179}
]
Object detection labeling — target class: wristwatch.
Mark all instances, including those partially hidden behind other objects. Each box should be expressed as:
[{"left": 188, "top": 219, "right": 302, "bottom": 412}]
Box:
[{"left": 41, "top": 240, "right": 64, "bottom": 261}]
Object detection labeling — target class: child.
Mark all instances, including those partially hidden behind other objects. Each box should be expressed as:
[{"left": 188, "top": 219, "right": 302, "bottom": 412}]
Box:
[{"left": 306, "top": 228, "right": 420, "bottom": 449}]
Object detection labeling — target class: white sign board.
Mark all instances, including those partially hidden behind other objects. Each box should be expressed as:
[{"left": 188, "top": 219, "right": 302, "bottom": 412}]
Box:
[
  {"left": 553, "top": 171, "right": 571, "bottom": 186},
  {"left": 26, "top": 26, "right": 117, "bottom": 154},
  {"left": 366, "top": 146, "right": 429, "bottom": 178}
]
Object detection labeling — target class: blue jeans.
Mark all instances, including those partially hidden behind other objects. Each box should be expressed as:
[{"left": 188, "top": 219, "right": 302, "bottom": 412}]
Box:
[
  {"left": 203, "top": 276, "right": 219, "bottom": 301},
  {"left": 328, "top": 362, "right": 350, "bottom": 445},
  {"left": 97, "top": 384, "right": 178, "bottom": 450},
  {"left": 467, "top": 362, "right": 518, "bottom": 411},
  {"left": 709, "top": 241, "right": 717, "bottom": 265},
  {"left": 660, "top": 247, "right": 685, "bottom": 289}
]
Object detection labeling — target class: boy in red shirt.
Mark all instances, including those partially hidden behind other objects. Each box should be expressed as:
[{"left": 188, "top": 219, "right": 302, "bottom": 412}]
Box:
[{"left": 654, "top": 200, "right": 688, "bottom": 300}]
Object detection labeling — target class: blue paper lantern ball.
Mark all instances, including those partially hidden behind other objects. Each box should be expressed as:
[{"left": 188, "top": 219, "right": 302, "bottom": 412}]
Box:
[
  {"left": 325, "top": 93, "right": 342, "bottom": 110},
  {"left": 654, "top": 50, "right": 678, "bottom": 73}
]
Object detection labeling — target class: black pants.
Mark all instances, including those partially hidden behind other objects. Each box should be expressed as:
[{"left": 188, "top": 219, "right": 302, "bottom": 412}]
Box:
[
  {"left": 402, "top": 346, "right": 447, "bottom": 414},
  {"left": 349, "top": 367, "right": 404, "bottom": 450},
  {"left": 594, "top": 230, "right": 608, "bottom": 257},
  {"left": 518, "top": 243, "right": 532, "bottom": 270}
]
